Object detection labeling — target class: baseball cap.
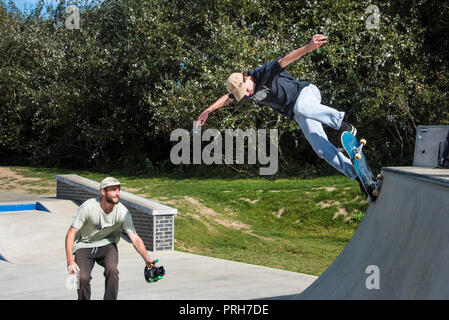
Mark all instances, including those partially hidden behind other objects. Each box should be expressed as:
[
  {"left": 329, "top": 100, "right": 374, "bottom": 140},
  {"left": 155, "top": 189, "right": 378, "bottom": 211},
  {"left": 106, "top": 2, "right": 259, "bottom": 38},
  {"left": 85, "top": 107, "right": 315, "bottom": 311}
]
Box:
[
  {"left": 100, "top": 177, "right": 121, "bottom": 190},
  {"left": 226, "top": 72, "right": 246, "bottom": 101}
]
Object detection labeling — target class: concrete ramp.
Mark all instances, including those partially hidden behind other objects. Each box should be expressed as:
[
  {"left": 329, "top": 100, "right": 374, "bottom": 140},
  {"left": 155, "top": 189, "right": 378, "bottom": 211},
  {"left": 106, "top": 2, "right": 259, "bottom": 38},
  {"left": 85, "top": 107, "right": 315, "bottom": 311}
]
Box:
[
  {"left": 297, "top": 166, "right": 449, "bottom": 299},
  {"left": 0, "top": 198, "right": 79, "bottom": 263}
]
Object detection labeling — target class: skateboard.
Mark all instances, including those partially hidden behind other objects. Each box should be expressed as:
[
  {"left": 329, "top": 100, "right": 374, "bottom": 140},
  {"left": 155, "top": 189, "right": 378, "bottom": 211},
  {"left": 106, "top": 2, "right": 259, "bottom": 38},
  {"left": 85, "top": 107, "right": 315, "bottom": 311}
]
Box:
[{"left": 340, "top": 131, "right": 383, "bottom": 201}]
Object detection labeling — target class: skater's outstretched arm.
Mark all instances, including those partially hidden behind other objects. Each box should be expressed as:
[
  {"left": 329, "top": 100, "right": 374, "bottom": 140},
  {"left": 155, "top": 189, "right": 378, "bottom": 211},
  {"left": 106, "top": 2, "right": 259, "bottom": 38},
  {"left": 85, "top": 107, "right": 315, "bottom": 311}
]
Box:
[
  {"left": 278, "top": 34, "right": 328, "bottom": 68},
  {"left": 196, "top": 94, "right": 233, "bottom": 128}
]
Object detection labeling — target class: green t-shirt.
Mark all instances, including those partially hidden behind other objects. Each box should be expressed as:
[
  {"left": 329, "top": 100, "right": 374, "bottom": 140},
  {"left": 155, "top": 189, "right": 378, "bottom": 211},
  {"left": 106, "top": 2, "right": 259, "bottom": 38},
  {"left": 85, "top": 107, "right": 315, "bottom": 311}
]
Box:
[{"left": 71, "top": 197, "right": 136, "bottom": 252}]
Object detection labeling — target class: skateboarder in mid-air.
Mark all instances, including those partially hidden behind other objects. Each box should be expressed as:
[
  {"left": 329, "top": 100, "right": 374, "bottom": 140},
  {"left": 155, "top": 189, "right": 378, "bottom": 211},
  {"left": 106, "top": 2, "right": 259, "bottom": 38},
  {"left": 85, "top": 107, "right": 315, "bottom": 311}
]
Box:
[{"left": 196, "top": 34, "right": 371, "bottom": 198}]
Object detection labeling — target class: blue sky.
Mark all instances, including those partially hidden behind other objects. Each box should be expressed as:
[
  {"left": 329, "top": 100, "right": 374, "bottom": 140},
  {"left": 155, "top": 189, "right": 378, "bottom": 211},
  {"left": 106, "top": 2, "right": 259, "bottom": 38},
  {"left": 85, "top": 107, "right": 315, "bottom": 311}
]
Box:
[
  {"left": 10, "top": 1, "right": 103, "bottom": 12},
  {"left": 10, "top": 0, "right": 61, "bottom": 12}
]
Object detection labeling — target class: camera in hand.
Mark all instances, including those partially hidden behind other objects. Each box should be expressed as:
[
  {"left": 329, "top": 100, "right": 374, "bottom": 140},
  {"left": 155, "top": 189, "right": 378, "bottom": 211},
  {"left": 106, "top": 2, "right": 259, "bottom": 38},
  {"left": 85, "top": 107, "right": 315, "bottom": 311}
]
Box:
[{"left": 144, "top": 259, "right": 165, "bottom": 283}]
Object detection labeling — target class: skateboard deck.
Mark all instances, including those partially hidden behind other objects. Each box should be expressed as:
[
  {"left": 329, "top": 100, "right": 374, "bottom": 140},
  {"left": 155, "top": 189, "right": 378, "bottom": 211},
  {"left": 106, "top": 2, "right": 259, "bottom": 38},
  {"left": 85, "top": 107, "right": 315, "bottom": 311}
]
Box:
[{"left": 341, "top": 131, "right": 382, "bottom": 200}]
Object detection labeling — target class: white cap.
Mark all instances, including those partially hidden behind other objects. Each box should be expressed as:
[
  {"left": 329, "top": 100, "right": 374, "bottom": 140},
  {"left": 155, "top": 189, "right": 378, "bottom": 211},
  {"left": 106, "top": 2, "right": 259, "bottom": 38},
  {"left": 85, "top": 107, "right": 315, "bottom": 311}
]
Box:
[{"left": 100, "top": 177, "right": 120, "bottom": 190}]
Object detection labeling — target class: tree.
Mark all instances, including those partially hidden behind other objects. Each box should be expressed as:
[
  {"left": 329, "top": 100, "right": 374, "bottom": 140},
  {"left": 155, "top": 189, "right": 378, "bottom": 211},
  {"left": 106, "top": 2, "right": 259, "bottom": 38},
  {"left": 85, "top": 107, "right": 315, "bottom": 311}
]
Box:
[{"left": 0, "top": 0, "right": 447, "bottom": 175}]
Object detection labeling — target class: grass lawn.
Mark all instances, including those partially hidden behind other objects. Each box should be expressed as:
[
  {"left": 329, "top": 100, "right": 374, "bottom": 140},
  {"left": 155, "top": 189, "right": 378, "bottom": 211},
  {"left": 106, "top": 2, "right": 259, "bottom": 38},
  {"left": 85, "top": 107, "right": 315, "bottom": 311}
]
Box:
[{"left": 0, "top": 166, "right": 368, "bottom": 276}]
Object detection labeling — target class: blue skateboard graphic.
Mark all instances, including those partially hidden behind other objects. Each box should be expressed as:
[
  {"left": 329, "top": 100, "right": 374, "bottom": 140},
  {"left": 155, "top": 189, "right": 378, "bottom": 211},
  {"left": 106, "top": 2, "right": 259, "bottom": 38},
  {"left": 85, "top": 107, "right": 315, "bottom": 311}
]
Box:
[{"left": 341, "top": 131, "right": 383, "bottom": 200}]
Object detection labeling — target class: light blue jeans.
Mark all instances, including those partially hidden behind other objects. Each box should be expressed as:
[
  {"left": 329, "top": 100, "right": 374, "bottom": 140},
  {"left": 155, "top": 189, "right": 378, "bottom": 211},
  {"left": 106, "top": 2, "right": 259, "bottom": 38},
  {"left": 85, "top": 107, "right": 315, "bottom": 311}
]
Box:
[{"left": 293, "top": 84, "right": 357, "bottom": 179}]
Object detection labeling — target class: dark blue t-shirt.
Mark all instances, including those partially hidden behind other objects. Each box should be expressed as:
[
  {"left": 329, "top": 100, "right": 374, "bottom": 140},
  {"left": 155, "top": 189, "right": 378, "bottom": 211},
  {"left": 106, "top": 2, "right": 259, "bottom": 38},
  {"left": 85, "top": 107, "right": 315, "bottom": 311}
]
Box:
[{"left": 229, "top": 58, "right": 309, "bottom": 119}]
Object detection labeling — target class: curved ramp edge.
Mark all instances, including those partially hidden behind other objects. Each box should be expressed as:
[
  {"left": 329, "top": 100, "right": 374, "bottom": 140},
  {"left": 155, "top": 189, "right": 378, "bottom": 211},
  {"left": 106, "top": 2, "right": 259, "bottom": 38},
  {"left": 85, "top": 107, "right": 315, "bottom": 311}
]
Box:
[{"left": 295, "top": 167, "right": 449, "bottom": 300}]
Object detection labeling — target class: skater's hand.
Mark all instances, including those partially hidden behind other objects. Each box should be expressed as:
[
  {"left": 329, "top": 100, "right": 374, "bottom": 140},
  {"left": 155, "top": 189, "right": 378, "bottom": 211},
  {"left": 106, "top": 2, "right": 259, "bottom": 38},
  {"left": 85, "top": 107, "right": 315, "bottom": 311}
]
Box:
[
  {"left": 67, "top": 260, "right": 80, "bottom": 274},
  {"left": 307, "top": 34, "right": 328, "bottom": 51},
  {"left": 196, "top": 110, "right": 210, "bottom": 128}
]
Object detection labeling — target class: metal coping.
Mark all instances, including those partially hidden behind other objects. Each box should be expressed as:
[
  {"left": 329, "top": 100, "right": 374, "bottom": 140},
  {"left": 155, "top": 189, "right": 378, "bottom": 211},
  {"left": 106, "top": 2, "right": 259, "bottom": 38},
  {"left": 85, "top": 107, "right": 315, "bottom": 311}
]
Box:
[{"left": 382, "top": 166, "right": 449, "bottom": 189}]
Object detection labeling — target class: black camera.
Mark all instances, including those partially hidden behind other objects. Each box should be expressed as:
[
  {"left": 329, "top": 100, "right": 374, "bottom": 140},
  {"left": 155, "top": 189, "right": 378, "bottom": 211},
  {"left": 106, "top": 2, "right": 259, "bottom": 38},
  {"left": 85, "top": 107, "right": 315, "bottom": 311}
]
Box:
[{"left": 144, "top": 259, "right": 165, "bottom": 283}]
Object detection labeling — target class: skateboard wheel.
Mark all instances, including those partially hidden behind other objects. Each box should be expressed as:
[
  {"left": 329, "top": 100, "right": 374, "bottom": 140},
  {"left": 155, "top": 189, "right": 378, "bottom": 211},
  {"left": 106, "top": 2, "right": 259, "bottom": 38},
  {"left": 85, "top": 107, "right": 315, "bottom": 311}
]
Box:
[
  {"left": 376, "top": 174, "right": 383, "bottom": 180},
  {"left": 355, "top": 153, "right": 362, "bottom": 160},
  {"left": 372, "top": 189, "right": 379, "bottom": 197},
  {"left": 360, "top": 139, "right": 367, "bottom": 145}
]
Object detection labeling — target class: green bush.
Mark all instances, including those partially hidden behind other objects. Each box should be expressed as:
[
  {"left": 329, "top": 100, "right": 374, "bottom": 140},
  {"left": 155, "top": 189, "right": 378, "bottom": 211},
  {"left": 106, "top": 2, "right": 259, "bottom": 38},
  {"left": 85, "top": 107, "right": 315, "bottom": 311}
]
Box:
[{"left": 0, "top": 0, "right": 447, "bottom": 175}]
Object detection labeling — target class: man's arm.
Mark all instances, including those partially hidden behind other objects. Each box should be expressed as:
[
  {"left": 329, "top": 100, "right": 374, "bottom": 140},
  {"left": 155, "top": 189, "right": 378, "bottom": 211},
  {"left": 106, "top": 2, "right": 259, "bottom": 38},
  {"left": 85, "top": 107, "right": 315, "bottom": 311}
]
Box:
[
  {"left": 196, "top": 94, "right": 233, "bottom": 128},
  {"left": 128, "top": 232, "right": 154, "bottom": 267},
  {"left": 278, "top": 34, "right": 328, "bottom": 68},
  {"left": 65, "top": 226, "right": 80, "bottom": 274}
]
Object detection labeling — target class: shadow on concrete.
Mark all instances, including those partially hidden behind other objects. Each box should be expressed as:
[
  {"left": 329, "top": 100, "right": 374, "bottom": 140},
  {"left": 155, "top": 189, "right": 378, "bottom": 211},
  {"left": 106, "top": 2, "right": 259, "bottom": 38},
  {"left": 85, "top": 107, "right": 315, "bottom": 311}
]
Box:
[{"left": 257, "top": 293, "right": 298, "bottom": 300}]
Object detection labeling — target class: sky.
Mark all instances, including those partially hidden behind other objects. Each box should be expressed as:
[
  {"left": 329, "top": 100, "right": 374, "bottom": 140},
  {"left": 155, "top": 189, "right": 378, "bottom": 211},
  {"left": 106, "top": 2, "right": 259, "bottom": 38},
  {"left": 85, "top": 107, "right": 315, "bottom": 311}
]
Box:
[
  {"left": 10, "top": 0, "right": 104, "bottom": 12},
  {"left": 10, "top": 0, "right": 58, "bottom": 11},
  {"left": 11, "top": 0, "right": 33, "bottom": 10}
]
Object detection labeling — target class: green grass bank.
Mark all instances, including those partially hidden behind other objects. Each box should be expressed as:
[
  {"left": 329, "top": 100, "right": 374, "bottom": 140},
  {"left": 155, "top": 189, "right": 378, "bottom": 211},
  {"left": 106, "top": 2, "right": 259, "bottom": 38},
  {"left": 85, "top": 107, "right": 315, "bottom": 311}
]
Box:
[{"left": 0, "top": 166, "right": 368, "bottom": 276}]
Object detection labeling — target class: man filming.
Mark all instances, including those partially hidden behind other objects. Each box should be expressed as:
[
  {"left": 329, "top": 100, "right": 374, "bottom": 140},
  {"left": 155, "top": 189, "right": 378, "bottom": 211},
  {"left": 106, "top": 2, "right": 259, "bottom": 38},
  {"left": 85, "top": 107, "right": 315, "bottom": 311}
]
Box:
[{"left": 65, "top": 177, "right": 154, "bottom": 300}]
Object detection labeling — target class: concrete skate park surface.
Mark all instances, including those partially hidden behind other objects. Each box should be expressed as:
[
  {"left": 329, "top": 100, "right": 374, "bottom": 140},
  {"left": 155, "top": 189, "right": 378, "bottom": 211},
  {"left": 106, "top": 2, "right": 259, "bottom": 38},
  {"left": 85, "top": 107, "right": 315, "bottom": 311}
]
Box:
[
  {"left": 2, "top": 166, "right": 447, "bottom": 300},
  {"left": 0, "top": 192, "right": 316, "bottom": 300}
]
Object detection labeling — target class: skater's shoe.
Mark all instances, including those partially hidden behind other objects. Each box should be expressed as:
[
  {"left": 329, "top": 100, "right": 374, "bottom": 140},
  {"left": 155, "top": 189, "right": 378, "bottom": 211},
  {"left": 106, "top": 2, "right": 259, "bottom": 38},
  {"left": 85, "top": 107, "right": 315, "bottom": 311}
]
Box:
[
  {"left": 355, "top": 177, "right": 367, "bottom": 197},
  {"left": 355, "top": 177, "right": 376, "bottom": 201},
  {"left": 340, "top": 121, "right": 357, "bottom": 136}
]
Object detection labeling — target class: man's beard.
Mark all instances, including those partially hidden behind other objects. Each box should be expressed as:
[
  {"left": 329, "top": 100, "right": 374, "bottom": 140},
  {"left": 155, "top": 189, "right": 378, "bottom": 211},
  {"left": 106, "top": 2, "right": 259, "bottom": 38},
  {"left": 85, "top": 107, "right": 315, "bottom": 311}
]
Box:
[{"left": 105, "top": 194, "right": 119, "bottom": 204}]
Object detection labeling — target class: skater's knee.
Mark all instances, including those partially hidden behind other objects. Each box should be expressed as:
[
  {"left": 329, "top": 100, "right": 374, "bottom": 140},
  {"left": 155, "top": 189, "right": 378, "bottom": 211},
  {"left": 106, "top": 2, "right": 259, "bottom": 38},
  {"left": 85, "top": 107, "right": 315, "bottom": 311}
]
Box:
[
  {"left": 307, "top": 134, "right": 330, "bottom": 160},
  {"left": 315, "top": 148, "right": 325, "bottom": 159}
]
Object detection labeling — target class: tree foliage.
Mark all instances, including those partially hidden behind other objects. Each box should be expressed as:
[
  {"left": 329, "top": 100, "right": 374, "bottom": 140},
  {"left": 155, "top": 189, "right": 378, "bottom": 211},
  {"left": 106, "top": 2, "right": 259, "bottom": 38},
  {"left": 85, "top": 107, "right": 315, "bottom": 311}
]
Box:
[{"left": 0, "top": 0, "right": 447, "bottom": 175}]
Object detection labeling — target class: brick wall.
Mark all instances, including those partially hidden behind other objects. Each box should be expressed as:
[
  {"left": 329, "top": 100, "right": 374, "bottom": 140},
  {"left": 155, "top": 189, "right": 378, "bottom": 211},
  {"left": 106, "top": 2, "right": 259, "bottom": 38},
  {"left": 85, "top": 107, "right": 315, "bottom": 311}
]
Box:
[
  {"left": 56, "top": 180, "right": 99, "bottom": 204},
  {"left": 55, "top": 175, "right": 177, "bottom": 251},
  {"left": 155, "top": 215, "right": 174, "bottom": 251},
  {"left": 128, "top": 207, "right": 154, "bottom": 250}
]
